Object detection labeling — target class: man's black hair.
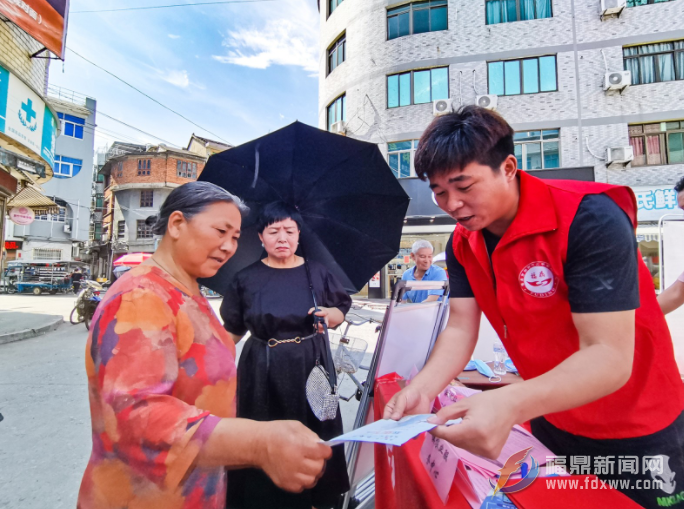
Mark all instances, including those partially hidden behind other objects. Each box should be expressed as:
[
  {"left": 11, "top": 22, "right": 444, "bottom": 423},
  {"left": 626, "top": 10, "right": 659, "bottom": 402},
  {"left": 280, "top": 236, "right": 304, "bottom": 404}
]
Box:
[
  {"left": 675, "top": 176, "right": 684, "bottom": 194},
  {"left": 414, "top": 105, "right": 515, "bottom": 181}
]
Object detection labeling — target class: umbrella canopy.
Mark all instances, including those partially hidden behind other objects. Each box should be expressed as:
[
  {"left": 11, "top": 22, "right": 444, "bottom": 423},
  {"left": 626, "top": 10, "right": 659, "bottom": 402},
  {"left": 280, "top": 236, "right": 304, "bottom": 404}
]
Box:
[
  {"left": 113, "top": 252, "right": 152, "bottom": 267},
  {"left": 198, "top": 121, "right": 410, "bottom": 294}
]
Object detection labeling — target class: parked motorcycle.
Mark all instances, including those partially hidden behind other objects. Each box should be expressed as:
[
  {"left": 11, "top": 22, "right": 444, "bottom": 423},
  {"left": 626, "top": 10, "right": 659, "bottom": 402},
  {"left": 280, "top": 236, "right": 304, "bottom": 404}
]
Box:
[{"left": 70, "top": 280, "right": 103, "bottom": 330}]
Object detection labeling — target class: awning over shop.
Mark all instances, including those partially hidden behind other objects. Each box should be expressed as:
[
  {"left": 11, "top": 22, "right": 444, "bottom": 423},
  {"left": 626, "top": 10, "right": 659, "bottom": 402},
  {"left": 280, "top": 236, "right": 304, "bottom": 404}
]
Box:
[
  {"left": 7, "top": 185, "right": 58, "bottom": 211},
  {"left": 636, "top": 224, "right": 660, "bottom": 244}
]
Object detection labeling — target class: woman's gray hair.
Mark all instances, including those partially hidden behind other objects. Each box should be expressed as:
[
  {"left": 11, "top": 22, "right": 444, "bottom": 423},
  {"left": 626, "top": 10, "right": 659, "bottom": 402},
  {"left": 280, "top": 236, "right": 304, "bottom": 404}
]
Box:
[
  {"left": 146, "top": 181, "right": 249, "bottom": 236},
  {"left": 412, "top": 239, "right": 434, "bottom": 255}
]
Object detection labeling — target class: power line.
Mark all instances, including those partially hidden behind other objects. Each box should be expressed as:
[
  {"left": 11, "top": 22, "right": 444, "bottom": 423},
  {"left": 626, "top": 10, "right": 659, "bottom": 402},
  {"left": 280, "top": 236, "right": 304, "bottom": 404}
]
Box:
[
  {"left": 71, "top": 0, "right": 277, "bottom": 14},
  {"left": 97, "top": 112, "right": 181, "bottom": 147},
  {"left": 67, "top": 47, "right": 231, "bottom": 144}
]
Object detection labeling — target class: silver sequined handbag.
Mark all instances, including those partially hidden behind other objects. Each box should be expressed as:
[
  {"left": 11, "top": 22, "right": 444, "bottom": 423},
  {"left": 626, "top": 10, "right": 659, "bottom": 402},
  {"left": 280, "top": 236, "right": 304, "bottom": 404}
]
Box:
[{"left": 306, "top": 362, "right": 339, "bottom": 421}]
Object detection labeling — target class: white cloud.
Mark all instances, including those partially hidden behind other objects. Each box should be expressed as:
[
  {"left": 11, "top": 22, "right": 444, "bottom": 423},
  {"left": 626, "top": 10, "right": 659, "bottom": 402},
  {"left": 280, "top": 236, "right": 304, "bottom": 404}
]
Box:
[
  {"left": 160, "top": 69, "right": 190, "bottom": 88},
  {"left": 168, "top": 34, "right": 181, "bottom": 39},
  {"left": 212, "top": 2, "right": 319, "bottom": 73}
]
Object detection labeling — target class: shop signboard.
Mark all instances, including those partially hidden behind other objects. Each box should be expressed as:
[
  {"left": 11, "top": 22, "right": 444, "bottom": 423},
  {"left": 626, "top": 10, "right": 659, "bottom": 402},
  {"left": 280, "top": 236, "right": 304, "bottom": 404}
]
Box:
[
  {"left": 4, "top": 240, "right": 22, "bottom": 250},
  {"left": 0, "top": 0, "right": 69, "bottom": 58},
  {"left": 0, "top": 63, "right": 57, "bottom": 169},
  {"left": 9, "top": 206, "right": 35, "bottom": 225},
  {"left": 369, "top": 272, "right": 380, "bottom": 288},
  {"left": 631, "top": 186, "right": 683, "bottom": 222}
]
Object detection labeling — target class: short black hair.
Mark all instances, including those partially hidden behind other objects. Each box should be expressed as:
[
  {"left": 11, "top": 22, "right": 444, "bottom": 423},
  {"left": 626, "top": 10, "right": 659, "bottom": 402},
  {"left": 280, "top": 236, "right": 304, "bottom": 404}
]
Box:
[
  {"left": 414, "top": 105, "right": 515, "bottom": 181},
  {"left": 675, "top": 176, "right": 684, "bottom": 194},
  {"left": 148, "top": 181, "right": 248, "bottom": 236},
  {"left": 256, "top": 201, "right": 303, "bottom": 233}
]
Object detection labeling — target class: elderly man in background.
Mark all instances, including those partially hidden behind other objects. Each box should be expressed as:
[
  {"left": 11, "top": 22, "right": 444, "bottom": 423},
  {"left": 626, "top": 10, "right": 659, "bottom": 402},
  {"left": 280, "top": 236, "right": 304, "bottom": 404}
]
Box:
[
  {"left": 658, "top": 176, "right": 684, "bottom": 315},
  {"left": 401, "top": 240, "right": 448, "bottom": 303}
]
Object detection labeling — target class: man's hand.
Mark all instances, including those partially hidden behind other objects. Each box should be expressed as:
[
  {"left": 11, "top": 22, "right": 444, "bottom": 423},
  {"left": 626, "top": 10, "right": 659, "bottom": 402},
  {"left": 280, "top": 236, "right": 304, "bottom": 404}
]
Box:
[
  {"left": 428, "top": 389, "right": 518, "bottom": 459},
  {"left": 383, "top": 385, "right": 433, "bottom": 420}
]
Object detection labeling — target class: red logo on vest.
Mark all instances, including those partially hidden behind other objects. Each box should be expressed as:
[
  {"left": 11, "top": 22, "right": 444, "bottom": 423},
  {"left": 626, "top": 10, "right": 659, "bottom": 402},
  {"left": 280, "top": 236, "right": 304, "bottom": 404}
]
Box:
[{"left": 519, "top": 262, "right": 558, "bottom": 298}]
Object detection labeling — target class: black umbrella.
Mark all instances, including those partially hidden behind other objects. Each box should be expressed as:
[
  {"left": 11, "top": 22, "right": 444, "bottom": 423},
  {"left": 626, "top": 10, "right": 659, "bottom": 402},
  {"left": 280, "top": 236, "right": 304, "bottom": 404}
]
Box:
[{"left": 198, "top": 121, "right": 410, "bottom": 295}]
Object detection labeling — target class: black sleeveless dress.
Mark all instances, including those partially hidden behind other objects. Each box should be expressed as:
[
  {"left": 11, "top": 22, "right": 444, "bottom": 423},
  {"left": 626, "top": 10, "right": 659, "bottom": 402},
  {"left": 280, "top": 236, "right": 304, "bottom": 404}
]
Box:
[{"left": 220, "top": 259, "right": 351, "bottom": 509}]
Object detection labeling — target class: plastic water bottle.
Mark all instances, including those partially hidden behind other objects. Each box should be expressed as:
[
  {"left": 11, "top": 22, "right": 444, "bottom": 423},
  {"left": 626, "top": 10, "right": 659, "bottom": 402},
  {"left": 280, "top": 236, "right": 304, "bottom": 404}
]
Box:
[{"left": 493, "top": 340, "right": 507, "bottom": 375}]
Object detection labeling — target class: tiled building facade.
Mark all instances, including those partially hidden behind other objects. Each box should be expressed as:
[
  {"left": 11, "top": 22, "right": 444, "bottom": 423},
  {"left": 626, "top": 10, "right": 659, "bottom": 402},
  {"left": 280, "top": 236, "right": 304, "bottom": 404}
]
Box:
[
  {"left": 319, "top": 0, "right": 684, "bottom": 294},
  {"left": 319, "top": 0, "right": 684, "bottom": 187}
]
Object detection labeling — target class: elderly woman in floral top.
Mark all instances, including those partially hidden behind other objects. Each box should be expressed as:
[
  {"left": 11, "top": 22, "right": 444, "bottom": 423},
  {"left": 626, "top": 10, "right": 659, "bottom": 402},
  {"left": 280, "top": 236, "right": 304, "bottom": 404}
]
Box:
[{"left": 78, "top": 182, "right": 332, "bottom": 509}]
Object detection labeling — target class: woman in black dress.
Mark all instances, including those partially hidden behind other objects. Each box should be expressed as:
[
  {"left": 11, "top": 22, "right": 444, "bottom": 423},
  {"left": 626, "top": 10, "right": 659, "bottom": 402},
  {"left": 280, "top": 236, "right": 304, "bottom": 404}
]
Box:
[{"left": 221, "top": 202, "right": 351, "bottom": 509}]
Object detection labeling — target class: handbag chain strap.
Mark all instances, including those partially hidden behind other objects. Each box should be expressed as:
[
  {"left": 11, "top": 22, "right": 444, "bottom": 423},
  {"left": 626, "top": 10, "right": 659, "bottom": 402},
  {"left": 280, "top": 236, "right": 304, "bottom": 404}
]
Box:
[{"left": 303, "top": 258, "right": 338, "bottom": 392}]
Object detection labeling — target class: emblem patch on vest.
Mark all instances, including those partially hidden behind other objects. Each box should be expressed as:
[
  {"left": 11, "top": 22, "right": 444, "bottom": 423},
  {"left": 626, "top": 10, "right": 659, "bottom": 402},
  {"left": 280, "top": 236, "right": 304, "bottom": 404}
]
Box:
[{"left": 519, "top": 261, "right": 558, "bottom": 298}]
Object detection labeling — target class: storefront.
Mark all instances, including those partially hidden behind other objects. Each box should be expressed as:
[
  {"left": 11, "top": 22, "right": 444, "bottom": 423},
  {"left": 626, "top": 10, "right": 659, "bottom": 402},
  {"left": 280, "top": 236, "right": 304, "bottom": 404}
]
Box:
[{"left": 632, "top": 185, "right": 684, "bottom": 291}]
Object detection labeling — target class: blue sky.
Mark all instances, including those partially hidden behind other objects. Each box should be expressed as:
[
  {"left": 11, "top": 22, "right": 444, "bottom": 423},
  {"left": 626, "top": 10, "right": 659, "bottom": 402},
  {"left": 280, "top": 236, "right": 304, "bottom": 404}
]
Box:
[{"left": 49, "top": 0, "right": 321, "bottom": 153}]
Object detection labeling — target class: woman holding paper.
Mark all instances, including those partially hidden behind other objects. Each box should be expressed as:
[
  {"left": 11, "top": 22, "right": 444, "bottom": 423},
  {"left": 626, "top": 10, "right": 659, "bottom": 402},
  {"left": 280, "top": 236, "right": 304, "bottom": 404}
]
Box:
[
  {"left": 221, "top": 201, "right": 351, "bottom": 509},
  {"left": 77, "top": 183, "right": 331, "bottom": 509}
]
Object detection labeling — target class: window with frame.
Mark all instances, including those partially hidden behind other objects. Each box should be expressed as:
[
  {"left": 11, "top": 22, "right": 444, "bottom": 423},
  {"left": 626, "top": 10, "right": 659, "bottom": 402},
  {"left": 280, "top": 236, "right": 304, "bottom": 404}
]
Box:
[
  {"left": 115, "top": 162, "right": 123, "bottom": 178},
  {"left": 54, "top": 207, "right": 66, "bottom": 222},
  {"left": 33, "top": 207, "right": 66, "bottom": 222},
  {"left": 117, "top": 220, "right": 126, "bottom": 239},
  {"left": 629, "top": 121, "right": 684, "bottom": 167},
  {"left": 34, "top": 248, "right": 62, "bottom": 261},
  {"left": 514, "top": 129, "right": 560, "bottom": 170},
  {"left": 54, "top": 155, "right": 83, "bottom": 177},
  {"left": 388, "top": 140, "right": 420, "bottom": 178},
  {"left": 57, "top": 113, "right": 85, "bottom": 139},
  {"left": 328, "top": 34, "right": 346, "bottom": 75},
  {"left": 327, "top": 95, "right": 347, "bottom": 131},
  {"left": 137, "top": 220, "right": 154, "bottom": 239},
  {"left": 93, "top": 223, "right": 102, "bottom": 241},
  {"left": 387, "top": 0, "right": 448, "bottom": 40},
  {"left": 176, "top": 160, "right": 198, "bottom": 178},
  {"left": 485, "top": 0, "right": 552, "bottom": 25},
  {"left": 623, "top": 41, "right": 684, "bottom": 85},
  {"left": 387, "top": 67, "right": 449, "bottom": 108},
  {"left": 137, "top": 159, "right": 152, "bottom": 176},
  {"left": 329, "top": 0, "right": 343, "bottom": 16},
  {"left": 140, "top": 190, "right": 154, "bottom": 208},
  {"left": 488, "top": 55, "right": 557, "bottom": 96},
  {"left": 627, "top": 0, "right": 675, "bottom": 6}
]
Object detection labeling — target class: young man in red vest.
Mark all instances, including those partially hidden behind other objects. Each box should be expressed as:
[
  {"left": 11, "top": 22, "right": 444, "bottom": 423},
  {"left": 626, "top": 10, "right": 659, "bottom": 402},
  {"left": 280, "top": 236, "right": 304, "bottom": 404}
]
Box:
[{"left": 383, "top": 106, "right": 684, "bottom": 508}]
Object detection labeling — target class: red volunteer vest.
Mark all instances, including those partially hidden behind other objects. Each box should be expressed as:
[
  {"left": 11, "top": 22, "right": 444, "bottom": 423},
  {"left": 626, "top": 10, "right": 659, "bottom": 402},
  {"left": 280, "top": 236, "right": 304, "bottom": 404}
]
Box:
[{"left": 453, "top": 171, "right": 684, "bottom": 439}]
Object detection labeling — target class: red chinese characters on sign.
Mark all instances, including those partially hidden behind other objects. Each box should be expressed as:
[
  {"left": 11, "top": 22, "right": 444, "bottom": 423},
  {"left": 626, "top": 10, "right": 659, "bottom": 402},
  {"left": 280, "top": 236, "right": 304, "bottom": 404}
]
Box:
[{"left": 4, "top": 241, "right": 22, "bottom": 250}]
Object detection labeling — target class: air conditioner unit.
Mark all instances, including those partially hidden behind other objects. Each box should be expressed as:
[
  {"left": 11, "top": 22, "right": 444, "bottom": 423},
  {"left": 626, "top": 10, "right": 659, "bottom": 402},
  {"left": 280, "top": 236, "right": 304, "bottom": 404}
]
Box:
[
  {"left": 330, "top": 121, "right": 346, "bottom": 135},
  {"left": 64, "top": 223, "right": 72, "bottom": 233},
  {"left": 601, "top": 0, "right": 626, "bottom": 17},
  {"left": 606, "top": 146, "right": 634, "bottom": 165},
  {"left": 476, "top": 94, "right": 498, "bottom": 110},
  {"left": 603, "top": 70, "right": 631, "bottom": 91},
  {"left": 433, "top": 98, "right": 453, "bottom": 116}
]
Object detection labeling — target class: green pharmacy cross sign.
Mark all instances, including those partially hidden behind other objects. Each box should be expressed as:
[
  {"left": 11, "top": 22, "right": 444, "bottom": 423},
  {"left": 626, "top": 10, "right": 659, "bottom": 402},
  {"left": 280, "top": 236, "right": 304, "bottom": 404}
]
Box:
[
  {"left": 21, "top": 99, "right": 37, "bottom": 123},
  {"left": 0, "top": 64, "right": 57, "bottom": 169}
]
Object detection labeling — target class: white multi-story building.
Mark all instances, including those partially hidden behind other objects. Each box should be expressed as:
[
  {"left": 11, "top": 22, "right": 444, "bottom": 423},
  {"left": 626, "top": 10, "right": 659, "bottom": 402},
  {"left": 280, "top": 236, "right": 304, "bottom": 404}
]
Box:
[
  {"left": 0, "top": 15, "right": 60, "bottom": 265},
  {"left": 318, "top": 0, "right": 684, "bottom": 293},
  {"left": 6, "top": 87, "right": 97, "bottom": 263}
]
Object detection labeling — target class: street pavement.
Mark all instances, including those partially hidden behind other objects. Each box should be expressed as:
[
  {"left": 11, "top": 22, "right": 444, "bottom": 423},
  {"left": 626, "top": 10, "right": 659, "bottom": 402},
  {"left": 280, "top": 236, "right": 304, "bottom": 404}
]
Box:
[{"left": 0, "top": 293, "right": 385, "bottom": 508}]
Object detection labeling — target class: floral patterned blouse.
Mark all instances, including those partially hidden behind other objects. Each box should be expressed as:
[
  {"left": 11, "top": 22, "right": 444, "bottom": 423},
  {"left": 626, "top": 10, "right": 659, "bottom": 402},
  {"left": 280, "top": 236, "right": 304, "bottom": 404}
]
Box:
[{"left": 78, "top": 265, "right": 237, "bottom": 509}]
